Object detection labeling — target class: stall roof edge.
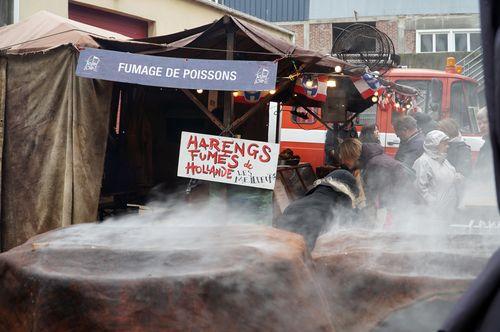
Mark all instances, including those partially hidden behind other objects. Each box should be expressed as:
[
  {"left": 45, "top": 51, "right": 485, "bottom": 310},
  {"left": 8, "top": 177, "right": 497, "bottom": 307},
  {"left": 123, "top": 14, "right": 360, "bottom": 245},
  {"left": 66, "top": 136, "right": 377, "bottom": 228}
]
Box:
[{"left": 93, "top": 15, "right": 356, "bottom": 74}]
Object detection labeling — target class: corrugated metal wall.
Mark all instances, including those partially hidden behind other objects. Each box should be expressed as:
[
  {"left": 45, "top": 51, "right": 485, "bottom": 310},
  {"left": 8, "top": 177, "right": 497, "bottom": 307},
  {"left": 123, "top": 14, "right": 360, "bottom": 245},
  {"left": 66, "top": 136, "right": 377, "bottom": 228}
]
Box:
[
  {"left": 310, "top": 0, "right": 479, "bottom": 20},
  {"left": 222, "top": 0, "right": 309, "bottom": 22}
]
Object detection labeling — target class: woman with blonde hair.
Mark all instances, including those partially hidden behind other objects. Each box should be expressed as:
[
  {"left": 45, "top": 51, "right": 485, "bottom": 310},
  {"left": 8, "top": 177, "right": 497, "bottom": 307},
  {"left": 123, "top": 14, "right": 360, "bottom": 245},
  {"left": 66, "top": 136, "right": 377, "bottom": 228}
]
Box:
[{"left": 338, "top": 138, "right": 365, "bottom": 208}]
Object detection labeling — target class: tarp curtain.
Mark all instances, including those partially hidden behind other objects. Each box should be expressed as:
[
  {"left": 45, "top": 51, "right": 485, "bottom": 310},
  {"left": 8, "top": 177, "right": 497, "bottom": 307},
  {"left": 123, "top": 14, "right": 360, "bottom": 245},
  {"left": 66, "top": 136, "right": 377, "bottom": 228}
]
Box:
[{"left": 1, "top": 46, "right": 112, "bottom": 250}]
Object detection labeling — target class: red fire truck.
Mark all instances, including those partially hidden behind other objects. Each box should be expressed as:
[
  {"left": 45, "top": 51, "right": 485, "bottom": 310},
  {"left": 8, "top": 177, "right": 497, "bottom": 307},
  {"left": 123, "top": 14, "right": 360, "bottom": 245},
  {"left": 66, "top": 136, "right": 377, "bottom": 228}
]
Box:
[{"left": 279, "top": 60, "right": 482, "bottom": 169}]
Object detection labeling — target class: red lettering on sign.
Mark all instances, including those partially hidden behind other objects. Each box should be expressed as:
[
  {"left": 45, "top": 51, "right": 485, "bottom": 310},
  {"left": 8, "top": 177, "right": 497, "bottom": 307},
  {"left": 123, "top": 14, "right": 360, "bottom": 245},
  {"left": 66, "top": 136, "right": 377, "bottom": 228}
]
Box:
[
  {"left": 228, "top": 154, "right": 239, "bottom": 169},
  {"left": 248, "top": 143, "right": 259, "bottom": 159},
  {"left": 187, "top": 135, "right": 198, "bottom": 149},
  {"left": 259, "top": 145, "right": 272, "bottom": 163},
  {"left": 234, "top": 142, "right": 245, "bottom": 157},
  {"left": 209, "top": 138, "right": 220, "bottom": 151},
  {"left": 208, "top": 151, "right": 218, "bottom": 163},
  {"left": 199, "top": 138, "right": 209, "bottom": 149},
  {"left": 185, "top": 162, "right": 233, "bottom": 179},
  {"left": 218, "top": 154, "right": 229, "bottom": 164},
  {"left": 188, "top": 149, "right": 200, "bottom": 160},
  {"left": 222, "top": 140, "right": 233, "bottom": 154}
]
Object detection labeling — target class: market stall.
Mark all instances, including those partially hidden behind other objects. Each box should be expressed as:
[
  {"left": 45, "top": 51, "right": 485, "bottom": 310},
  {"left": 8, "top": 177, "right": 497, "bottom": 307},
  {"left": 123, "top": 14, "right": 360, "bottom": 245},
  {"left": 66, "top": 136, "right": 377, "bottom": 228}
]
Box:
[{"left": 0, "top": 11, "right": 374, "bottom": 250}]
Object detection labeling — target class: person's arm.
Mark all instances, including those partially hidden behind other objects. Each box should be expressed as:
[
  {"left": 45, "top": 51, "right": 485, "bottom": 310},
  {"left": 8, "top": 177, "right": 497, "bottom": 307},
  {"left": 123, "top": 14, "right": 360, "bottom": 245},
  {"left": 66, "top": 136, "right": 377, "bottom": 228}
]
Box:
[
  {"left": 413, "top": 159, "right": 436, "bottom": 204},
  {"left": 461, "top": 145, "right": 473, "bottom": 176},
  {"left": 362, "top": 169, "right": 377, "bottom": 207}
]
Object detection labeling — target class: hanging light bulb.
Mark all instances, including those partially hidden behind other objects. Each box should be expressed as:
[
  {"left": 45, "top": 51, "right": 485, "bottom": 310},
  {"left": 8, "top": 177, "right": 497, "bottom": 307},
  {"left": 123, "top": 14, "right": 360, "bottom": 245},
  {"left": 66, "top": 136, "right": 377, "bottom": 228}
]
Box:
[
  {"left": 232, "top": 91, "right": 239, "bottom": 97},
  {"left": 327, "top": 79, "right": 336, "bottom": 88},
  {"left": 334, "top": 65, "right": 342, "bottom": 73},
  {"left": 374, "top": 91, "right": 379, "bottom": 97},
  {"left": 269, "top": 89, "right": 276, "bottom": 95},
  {"left": 406, "top": 103, "right": 412, "bottom": 109},
  {"left": 305, "top": 79, "right": 314, "bottom": 88},
  {"left": 371, "top": 96, "right": 378, "bottom": 103},
  {"left": 395, "top": 102, "right": 400, "bottom": 108},
  {"left": 196, "top": 89, "right": 203, "bottom": 94}
]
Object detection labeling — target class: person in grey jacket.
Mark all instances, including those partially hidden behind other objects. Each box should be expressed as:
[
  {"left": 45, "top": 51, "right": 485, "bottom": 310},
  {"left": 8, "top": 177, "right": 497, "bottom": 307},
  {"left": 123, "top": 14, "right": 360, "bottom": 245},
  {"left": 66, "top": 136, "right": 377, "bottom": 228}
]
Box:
[{"left": 412, "top": 130, "right": 462, "bottom": 216}]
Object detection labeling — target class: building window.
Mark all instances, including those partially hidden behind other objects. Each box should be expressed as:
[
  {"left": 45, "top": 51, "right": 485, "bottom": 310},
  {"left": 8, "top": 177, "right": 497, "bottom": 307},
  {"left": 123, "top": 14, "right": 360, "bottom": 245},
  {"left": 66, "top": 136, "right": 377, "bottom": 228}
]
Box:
[{"left": 416, "top": 29, "right": 481, "bottom": 53}]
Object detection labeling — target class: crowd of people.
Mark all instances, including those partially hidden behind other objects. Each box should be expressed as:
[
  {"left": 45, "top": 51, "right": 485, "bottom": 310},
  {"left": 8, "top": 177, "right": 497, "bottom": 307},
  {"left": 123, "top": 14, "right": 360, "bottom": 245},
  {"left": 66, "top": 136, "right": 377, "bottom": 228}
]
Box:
[{"left": 276, "top": 109, "right": 493, "bottom": 250}]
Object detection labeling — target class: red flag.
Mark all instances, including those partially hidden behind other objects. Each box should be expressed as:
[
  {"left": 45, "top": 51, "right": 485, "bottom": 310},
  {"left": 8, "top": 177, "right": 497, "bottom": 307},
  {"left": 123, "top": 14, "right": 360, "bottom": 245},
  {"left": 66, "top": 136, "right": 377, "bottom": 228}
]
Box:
[{"left": 352, "top": 74, "right": 384, "bottom": 99}]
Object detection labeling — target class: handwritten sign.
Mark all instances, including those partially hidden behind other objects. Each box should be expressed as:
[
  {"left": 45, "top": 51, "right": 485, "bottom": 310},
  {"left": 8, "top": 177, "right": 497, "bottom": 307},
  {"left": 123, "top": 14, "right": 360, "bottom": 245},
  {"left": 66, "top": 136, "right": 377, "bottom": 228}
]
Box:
[
  {"left": 76, "top": 48, "right": 278, "bottom": 91},
  {"left": 177, "top": 132, "right": 279, "bottom": 190}
]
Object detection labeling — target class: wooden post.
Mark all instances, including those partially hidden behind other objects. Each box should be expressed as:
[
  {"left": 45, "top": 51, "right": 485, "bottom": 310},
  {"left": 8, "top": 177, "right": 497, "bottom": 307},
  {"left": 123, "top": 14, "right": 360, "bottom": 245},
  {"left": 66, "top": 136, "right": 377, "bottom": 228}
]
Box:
[
  {"left": 212, "top": 16, "right": 236, "bottom": 203},
  {"left": 181, "top": 89, "right": 225, "bottom": 131},
  {"left": 0, "top": 57, "right": 6, "bottom": 251},
  {"left": 223, "top": 16, "right": 235, "bottom": 133}
]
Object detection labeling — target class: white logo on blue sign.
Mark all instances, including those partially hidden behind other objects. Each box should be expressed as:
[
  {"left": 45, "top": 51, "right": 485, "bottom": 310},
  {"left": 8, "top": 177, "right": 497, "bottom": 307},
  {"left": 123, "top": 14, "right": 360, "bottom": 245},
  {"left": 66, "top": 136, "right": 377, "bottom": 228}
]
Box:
[
  {"left": 83, "top": 55, "right": 101, "bottom": 72},
  {"left": 254, "top": 66, "right": 271, "bottom": 85}
]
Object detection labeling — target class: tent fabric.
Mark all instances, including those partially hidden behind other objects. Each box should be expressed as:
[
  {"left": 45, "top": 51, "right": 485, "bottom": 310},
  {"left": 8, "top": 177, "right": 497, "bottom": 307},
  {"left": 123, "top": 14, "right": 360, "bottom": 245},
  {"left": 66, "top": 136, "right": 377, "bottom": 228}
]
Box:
[
  {"left": 0, "top": 10, "right": 127, "bottom": 55},
  {"left": 95, "top": 15, "right": 355, "bottom": 74},
  {"left": 1, "top": 46, "right": 113, "bottom": 250}
]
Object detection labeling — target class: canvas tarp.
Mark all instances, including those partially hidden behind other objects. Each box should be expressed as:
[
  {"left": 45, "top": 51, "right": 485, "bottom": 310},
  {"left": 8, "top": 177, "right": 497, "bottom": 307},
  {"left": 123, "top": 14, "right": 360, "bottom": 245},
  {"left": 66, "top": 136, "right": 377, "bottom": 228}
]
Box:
[
  {"left": 0, "top": 46, "right": 113, "bottom": 250},
  {"left": 0, "top": 10, "right": 127, "bottom": 54}
]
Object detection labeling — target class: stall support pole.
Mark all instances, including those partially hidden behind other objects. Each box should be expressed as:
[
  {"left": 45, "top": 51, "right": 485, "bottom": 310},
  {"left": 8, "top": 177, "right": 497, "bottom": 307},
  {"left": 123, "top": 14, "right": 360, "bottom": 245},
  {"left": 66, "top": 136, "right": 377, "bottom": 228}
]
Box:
[
  {"left": 214, "top": 17, "right": 236, "bottom": 204},
  {"left": 0, "top": 57, "right": 6, "bottom": 252},
  {"left": 275, "top": 103, "right": 281, "bottom": 144},
  {"left": 223, "top": 17, "right": 235, "bottom": 133}
]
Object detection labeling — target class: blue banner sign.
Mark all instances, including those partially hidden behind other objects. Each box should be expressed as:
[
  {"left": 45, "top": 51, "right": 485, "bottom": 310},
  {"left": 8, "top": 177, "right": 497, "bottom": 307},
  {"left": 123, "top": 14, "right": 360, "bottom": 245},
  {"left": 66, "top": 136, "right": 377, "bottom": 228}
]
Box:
[{"left": 76, "top": 48, "right": 278, "bottom": 91}]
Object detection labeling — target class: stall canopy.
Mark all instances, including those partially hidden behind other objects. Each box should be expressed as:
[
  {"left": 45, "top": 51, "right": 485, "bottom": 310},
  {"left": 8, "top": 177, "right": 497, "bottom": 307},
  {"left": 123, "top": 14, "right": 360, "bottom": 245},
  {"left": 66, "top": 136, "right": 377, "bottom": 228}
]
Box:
[
  {"left": 0, "top": 10, "right": 127, "bottom": 54},
  {"left": 95, "top": 15, "right": 374, "bottom": 125},
  {"left": 96, "top": 15, "right": 356, "bottom": 73},
  {"left": 0, "top": 12, "right": 129, "bottom": 250}
]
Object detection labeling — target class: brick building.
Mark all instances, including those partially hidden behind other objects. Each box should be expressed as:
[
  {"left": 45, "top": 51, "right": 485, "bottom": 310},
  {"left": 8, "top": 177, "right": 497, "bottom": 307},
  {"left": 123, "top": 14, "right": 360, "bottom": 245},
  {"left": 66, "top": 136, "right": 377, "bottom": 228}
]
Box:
[{"left": 219, "top": 0, "right": 480, "bottom": 70}]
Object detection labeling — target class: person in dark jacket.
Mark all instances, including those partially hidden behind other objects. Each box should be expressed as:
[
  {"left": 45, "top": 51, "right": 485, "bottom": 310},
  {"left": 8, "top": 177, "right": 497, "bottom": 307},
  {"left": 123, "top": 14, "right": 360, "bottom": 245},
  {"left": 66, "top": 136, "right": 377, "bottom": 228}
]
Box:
[
  {"left": 359, "top": 124, "right": 381, "bottom": 144},
  {"left": 438, "top": 118, "right": 472, "bottom": 177},
  {"left": 359, "top": 143, "right": 411, "bottom": 209},
  {"left": 275, "top": 169, "right": 359, "bottom": 250},
  {"left": 324, "top": 122, "right": 358, "bottom": 166},
  {"left": 394, "top": 116, "right": 425, "bottom": 168},
  {"left": 413, "top": 112, "right": 438, "bottom": 135},
  {"left": 475, "top": 108, "right": 494, "bottom": 177}
]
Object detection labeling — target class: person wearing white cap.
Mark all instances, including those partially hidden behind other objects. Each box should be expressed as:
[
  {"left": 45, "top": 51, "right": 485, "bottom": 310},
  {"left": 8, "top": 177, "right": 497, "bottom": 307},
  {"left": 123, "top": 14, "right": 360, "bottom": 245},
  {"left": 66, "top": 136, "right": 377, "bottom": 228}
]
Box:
[{"left": 412, "top": 130, "right": 463, "bottom": 216}]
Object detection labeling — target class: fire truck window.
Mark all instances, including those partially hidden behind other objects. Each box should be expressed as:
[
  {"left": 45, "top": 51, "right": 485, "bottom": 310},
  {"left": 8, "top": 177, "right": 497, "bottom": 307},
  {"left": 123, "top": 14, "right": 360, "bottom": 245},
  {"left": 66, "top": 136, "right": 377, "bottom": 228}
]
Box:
[
  {"left": 464, "top": 82, "right": 480, "bottom": 133},
  {"left": 396, "top": 80, "right": 442, "bottom": 119},
  {"left": 465, "top": 82, "right": 479, "bottom": 108},
  {"left": 450, "top": 82, "right": 472, "bottom": 133},
  {"left": 291, "top": 107, "right": 318, "bottom": 125},
  {"left": 357, "top": 104, "right": 377, "bottom": 126}
]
